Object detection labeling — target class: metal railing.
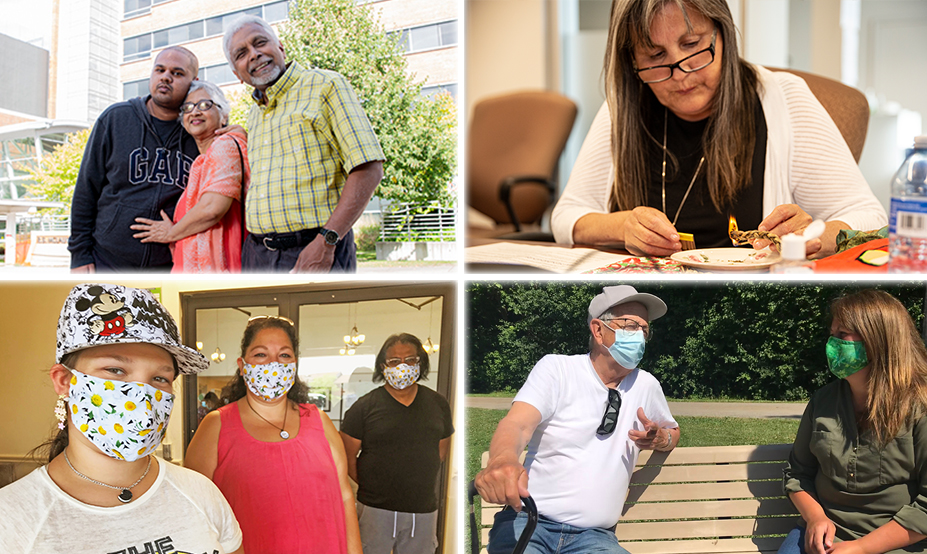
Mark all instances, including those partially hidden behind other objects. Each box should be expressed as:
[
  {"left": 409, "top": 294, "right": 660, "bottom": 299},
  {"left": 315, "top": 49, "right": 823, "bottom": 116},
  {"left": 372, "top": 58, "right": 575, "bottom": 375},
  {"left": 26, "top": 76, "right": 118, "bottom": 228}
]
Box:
[{"left": 379, "top": 203, "right": 455, "bottom": 242}]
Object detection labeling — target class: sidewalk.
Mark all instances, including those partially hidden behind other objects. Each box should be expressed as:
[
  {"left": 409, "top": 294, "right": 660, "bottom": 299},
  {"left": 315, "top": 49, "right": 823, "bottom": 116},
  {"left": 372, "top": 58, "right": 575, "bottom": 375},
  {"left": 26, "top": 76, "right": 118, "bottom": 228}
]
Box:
[{"left": 466, "top": 396, "right": 807, "bottom": 419}]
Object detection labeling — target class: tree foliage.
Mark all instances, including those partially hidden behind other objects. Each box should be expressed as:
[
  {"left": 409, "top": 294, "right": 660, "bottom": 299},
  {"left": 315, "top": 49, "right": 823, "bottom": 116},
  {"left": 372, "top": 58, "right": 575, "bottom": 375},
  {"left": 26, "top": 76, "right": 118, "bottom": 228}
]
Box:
[
  {"left": 273, "top": 0, "right": 457, "bottom": 209},
  {"left": 26, "top": 128, "right": 92, "bottom": 214},
  {"left": 467, "top": 282, "right": 927, "bottom": 400}
]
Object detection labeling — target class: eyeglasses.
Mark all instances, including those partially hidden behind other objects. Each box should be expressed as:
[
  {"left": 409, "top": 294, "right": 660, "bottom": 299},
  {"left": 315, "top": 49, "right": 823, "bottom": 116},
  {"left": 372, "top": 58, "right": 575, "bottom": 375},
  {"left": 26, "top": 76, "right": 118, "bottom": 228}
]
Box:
[
  {"left": 248, "top": 315, "right": 295, "bottom": 326},
  {"left": 602, "top": 318, "right": 652, "bottom": 341},
  {"left": 385, "top": 356, "right": 421, "bottom": 367},
  {"left": 180, "top": 99, "right": 218, "bottom": 114},
  {"left": 634, "top": 29, "right": 717, "bottom": 84},
  {"left": 597, "top": 388, "right": 622, "bottom": 436}
]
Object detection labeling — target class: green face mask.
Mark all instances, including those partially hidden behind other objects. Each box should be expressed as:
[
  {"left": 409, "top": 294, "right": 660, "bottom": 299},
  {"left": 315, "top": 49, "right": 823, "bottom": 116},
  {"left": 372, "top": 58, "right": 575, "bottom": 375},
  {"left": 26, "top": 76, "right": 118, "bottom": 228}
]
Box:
[{"left": 826, "top": 336, "right": 868, "bottom": 379}]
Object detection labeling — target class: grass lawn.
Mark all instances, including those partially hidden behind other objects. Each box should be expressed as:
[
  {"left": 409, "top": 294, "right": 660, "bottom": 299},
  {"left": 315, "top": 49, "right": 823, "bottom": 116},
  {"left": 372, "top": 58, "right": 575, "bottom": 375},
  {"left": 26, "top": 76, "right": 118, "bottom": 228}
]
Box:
[
  {"left": 464, "top": 407, "right": 800, "bottom": 554},
  {"left": 356, "top": 250, "right": 377, "bottom": 262}
]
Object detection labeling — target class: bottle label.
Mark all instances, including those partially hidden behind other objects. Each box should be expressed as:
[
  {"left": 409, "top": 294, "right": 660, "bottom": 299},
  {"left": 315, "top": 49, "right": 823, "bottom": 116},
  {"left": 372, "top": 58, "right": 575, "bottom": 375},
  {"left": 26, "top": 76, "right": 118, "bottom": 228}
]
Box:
[{"left": 890, "top": 199, "right": 927, "bottom": 238}]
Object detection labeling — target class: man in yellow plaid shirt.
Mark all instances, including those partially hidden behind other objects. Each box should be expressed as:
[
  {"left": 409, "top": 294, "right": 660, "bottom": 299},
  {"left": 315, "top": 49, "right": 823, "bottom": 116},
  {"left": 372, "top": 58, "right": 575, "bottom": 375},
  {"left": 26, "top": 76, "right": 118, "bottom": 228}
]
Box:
[{"left": 224, "top": 15, "right": 385, "bottom": 273}]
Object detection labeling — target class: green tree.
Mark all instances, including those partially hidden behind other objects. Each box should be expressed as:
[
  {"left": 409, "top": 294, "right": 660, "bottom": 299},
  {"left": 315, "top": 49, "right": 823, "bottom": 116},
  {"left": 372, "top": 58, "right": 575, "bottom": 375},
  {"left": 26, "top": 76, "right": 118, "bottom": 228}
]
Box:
[
  {"left": 26, "top": 128, "right": 92, "bottom": 215},
  {"left": 466, "top": 282, "right": 927, "bottom": 400},
  {"left": 274, "top": 0, "right": 457, "bottom": 211}
]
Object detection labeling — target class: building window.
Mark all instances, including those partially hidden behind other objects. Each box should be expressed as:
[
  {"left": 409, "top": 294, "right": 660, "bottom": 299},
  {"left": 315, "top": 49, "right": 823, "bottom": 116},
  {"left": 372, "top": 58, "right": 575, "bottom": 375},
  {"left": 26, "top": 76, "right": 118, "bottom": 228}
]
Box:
[
  {"left": 393, "top": 20, "right": 458, "bottom": 54},
  {"left": 124, "top": 34, "right": 152, "bottom": 62},
  {"left": 124, "top": 0, "right": 171, "bottom": 19},
  {"left": 422, "top": 83, "right": 458, "bottom": 100},
  {"left": 264, "top": 0, "right": 290, "bottom": 22},
  {"left": 123, "top": 1, "right": 290, "bottom": 63},
  {"left": 124, "top": 0, "right": 151, "bottom": 19},
  {"left": 198, "top": 64, "right": 239, "bottom": 87},
  {"left": 123, "top": 79, "right": 148, "bottom": 100}
]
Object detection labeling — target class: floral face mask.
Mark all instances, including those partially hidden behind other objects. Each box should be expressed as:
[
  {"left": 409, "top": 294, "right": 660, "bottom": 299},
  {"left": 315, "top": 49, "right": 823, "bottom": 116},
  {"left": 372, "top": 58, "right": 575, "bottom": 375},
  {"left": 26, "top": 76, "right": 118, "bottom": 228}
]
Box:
[
  {"left": 243, "top": 362, "right": 297, "bottom": 401},
  {"left": 67, "top": 368, "right": 173, "bottom": 462},
  {"left": 384, "top": 363, "right": 420, "bottom": 390}
]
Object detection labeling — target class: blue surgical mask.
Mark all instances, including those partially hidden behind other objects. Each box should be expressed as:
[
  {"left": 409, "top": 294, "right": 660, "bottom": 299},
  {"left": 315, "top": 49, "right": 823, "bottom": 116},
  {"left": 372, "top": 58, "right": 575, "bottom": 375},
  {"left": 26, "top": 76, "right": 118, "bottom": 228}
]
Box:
[{"left": 604, "top": 324, "right": 646, "bottom": 369}]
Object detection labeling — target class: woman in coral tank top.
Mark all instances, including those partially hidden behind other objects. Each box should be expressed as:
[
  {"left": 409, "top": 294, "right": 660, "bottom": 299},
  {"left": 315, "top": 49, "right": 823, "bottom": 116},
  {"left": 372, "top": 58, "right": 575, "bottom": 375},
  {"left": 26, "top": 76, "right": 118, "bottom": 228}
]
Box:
[{"left": 184, "top": 316, "right": 361, "bottom": 554}]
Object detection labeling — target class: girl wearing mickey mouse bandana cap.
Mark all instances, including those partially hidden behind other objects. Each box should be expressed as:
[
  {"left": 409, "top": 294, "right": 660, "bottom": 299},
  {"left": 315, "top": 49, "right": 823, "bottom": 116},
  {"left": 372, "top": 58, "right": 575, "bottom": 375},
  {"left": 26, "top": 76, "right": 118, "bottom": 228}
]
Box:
[{"left": 0, "top": 283, "right": 244, "bottom": 554}]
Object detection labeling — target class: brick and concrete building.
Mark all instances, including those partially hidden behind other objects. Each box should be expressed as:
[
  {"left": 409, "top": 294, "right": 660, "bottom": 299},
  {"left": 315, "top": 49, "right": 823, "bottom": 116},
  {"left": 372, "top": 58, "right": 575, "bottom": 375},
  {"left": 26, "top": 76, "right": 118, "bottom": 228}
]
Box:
[{"left": 117, "top": 0, "right": 458, "bottom": 102}]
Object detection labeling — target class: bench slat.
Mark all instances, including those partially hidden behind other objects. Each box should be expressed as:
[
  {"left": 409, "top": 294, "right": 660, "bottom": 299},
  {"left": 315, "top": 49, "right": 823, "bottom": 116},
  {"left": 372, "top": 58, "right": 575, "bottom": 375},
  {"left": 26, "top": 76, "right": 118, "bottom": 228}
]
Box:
[
  {"left": 622, "top": 537, "right": 786, "bottom": 554},
  {"left": 622, "top": 497, "right": 797, "bottom": 520},
  {"left": 629, "top": 461, "right": 786, "bottom": 483},
  {"left": 629, "top": 479, "right": 786, "bottom": 502},
  {"left": 475, "top": 444, "right": 795, "bottom": 554},
  {"left": 637, "top": 444, "right": 792, "bottom": 466},
  {"left": 481, "top": 497, "right": 797, "bottom": 525},
  {"left": 616, "top": 515, "right": 797, "bottom": 541}
]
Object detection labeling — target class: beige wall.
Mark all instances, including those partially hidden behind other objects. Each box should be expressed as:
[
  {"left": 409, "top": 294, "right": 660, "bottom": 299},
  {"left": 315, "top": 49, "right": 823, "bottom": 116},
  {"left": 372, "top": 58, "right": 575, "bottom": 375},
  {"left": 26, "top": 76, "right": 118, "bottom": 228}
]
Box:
[{"left": 465, "top": 0, "right": 555, "bottom": 119}]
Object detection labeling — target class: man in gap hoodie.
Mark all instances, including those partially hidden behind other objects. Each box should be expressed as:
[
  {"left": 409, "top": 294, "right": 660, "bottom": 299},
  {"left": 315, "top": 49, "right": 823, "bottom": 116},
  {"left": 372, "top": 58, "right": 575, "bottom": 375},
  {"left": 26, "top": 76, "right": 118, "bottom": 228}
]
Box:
[{"left": 68, "top": 46, "right": 200, "bottom": 272}]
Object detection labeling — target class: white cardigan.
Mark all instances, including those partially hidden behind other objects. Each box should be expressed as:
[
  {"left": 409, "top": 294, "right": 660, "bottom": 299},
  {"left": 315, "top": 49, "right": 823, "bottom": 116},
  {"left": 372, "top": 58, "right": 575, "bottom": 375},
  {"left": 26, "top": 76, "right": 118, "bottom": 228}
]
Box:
[{"left": 551, "top": 66, "right": 888, "bottom": 244}]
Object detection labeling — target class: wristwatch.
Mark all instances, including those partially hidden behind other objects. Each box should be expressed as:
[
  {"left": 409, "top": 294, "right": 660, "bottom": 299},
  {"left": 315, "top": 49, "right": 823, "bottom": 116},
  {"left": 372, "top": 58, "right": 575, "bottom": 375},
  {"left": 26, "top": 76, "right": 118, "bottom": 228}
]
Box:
[{"left": 319, "top": 227, "right": 340, "bottom": 246}]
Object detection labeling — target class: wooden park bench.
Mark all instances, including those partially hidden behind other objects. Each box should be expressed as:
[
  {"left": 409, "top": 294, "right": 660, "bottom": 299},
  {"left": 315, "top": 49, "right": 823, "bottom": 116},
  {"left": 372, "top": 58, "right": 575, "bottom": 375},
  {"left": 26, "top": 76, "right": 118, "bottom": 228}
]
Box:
[{"left": 474, "top": 443, "right": 798, "bottom": 554}]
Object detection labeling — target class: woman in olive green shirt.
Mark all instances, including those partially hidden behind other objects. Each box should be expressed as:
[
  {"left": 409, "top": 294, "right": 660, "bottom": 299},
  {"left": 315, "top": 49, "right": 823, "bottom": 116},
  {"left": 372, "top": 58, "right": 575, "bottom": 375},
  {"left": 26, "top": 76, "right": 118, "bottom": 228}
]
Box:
[{"left": 780, "top": 290, "right": 927, "bottom": 554}]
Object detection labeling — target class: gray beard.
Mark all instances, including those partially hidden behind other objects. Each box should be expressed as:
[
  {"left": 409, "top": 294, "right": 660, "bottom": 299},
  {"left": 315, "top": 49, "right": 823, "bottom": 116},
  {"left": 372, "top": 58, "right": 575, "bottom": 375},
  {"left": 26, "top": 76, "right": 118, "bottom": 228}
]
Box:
[{"left": 250, "top": 64, "right": 283, "bottom": 87}]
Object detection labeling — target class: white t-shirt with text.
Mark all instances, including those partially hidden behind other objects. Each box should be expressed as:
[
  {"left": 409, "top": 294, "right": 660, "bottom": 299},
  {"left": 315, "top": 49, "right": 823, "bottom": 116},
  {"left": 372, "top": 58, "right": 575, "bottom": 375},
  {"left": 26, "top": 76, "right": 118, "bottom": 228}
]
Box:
[{"left": 0, "top": 457, "right": 242, "bottom": 554}]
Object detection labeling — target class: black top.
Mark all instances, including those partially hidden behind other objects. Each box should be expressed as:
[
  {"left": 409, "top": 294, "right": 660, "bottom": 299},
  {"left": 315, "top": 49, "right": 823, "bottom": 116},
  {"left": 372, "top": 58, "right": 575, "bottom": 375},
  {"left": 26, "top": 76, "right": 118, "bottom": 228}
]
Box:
[
  {"left": 341, "top": 385, "right": 454, "bottom": 513},
  {"left": 643, "top": 91, "right": 767, "bottom": 248},
  {"left": 68, "top": 95, "right": 199, "bottom": 268}
]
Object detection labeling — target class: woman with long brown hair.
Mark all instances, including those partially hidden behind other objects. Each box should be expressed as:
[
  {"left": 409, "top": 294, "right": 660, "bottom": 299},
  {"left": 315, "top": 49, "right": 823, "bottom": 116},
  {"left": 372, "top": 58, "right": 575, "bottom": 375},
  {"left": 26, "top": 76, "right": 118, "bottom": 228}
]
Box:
[
  {"left": 551, "top": 0, "right": 886, "bottom": 257},
  {"left": 780, "top": 290, "right": 927, "bottom": 554}
]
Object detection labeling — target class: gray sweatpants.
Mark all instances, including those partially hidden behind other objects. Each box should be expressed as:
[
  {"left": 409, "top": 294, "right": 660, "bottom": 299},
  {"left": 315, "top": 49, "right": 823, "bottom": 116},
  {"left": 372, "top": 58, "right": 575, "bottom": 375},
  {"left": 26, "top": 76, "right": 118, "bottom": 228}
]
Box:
[{"left": 356, "top": 501, "right": 438, "bottom": 554}]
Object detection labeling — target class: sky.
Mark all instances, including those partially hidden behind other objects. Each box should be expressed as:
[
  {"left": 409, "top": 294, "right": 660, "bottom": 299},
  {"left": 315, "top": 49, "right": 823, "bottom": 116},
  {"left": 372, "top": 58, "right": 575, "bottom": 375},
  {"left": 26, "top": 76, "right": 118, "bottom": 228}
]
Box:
[{"left": 0, "top": 0, "right": 53, "bottom": 49}]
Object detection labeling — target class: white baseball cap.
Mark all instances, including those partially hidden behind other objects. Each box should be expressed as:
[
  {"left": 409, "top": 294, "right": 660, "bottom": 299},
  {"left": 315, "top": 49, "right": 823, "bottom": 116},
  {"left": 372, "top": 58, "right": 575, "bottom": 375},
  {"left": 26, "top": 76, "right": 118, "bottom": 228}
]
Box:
[
  {"left": 587, "top": 285, "right": 667, "bottom": 323},
  {"left": 56, "top": 284, "right": 208, "bottom": 375}
]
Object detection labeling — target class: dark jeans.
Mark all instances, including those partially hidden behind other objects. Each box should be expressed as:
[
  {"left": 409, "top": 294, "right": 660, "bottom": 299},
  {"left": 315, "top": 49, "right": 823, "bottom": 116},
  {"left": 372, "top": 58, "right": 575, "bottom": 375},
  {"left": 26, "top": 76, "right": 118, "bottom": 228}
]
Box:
[
  {"left": 777, "top": 526, "right": 807, "bottom": 554},
  {"left": 92, "top": 248, "right": 172, "bottom": 272},
  {"left": 241, "top": 229, "right": 356, "bottom": 273},
  {"left": 487, "top": 508, "right": 628, "bottom": 554}
]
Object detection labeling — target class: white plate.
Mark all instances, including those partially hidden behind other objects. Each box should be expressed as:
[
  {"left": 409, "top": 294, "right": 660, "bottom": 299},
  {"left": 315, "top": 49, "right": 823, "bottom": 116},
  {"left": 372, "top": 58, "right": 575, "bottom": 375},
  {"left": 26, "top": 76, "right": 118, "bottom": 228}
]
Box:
[{"left": 670, "top": 248, "right": 781, "bottom": 271}]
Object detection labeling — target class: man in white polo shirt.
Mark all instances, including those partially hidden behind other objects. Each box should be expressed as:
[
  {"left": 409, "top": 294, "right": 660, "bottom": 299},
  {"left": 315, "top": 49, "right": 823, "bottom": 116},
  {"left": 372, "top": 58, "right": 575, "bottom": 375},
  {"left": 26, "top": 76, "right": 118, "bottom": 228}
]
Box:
[{"left": 474, "top": 285, "right": 681, "bottom": 554}]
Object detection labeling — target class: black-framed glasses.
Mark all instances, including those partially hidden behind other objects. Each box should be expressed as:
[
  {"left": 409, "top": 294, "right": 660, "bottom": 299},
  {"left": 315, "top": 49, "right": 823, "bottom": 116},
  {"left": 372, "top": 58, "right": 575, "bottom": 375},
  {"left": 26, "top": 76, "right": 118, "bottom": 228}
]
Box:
[
  {"left": 602, "top": 318, "right": 652, "bottom": 341},
  {"left": 634, "top": 29, "right": 717, "bottom": 84},
  {"left": 180, "top": 99, "right": 218, "bottom": 114},
  {"left": 385, "top": 356, "right": 421, "bottom": 367},
  {"left": 597, "top": 388, "right": 622, "bottom": 436}
]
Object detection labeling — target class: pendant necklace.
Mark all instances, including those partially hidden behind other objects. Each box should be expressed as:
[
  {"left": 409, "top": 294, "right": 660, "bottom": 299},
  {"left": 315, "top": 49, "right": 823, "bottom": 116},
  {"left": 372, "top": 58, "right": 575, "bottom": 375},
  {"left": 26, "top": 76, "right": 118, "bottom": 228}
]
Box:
[
  {"left": 661, "top": 107, "right": 705, "bottom": 226},
  {"left": 246, "top": 396, "right": 290, "bottom": 439},
  {"left": 64, "top": 449, "right": 151, "bottom": 503}
]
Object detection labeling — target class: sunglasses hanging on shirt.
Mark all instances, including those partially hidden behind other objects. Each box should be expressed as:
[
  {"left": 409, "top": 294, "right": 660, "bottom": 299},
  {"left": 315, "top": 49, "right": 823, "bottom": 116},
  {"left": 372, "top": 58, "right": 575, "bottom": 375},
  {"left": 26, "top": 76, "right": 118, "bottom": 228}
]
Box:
[{"left": 597, "top": 388, "right": 622, "bottom": 436}]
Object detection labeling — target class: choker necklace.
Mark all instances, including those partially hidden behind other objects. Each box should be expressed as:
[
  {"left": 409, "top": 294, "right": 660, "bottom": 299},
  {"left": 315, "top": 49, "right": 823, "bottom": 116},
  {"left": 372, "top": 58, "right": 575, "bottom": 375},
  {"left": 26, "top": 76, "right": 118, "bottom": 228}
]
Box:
[
  {"left": 64, "top": 449, "right": 151, "bottom": 503},
  {"left": 246, "top": 396, "right": 289, "bottom": 439},
  {"left": 661, "top": 107, "right": 705, "bottom": 227}
]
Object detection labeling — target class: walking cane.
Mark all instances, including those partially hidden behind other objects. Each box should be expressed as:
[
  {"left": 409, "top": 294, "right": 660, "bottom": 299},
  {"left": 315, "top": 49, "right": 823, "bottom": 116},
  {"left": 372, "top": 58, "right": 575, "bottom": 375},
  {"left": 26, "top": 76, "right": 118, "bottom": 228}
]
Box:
[{"left": 468, "top": 480, "right": 538, "bottom": 554}]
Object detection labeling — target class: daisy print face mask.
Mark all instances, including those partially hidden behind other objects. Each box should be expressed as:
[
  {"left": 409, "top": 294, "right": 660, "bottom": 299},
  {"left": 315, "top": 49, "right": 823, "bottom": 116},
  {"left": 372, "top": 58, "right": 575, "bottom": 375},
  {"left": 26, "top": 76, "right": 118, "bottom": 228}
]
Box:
[
  {"left": 383, "top": 363, "right": 420, "bottom": 390},
  {"left": 67, "top": 368, "right": 173, "bottom": 462},
  {"left": 243, "top": 362, "right": 297, "bottom": 401}
]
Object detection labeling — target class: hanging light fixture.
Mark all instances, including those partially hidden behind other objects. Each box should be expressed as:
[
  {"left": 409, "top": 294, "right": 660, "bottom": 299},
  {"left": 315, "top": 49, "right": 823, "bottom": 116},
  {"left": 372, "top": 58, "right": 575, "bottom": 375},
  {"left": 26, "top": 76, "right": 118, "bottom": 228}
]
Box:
[
  {"left": 210, "top": 346, "right": 226, "bottom": 363},
  {"left": 423, "top": 302, "right": 439, "bottom": 353},
  {"left": 210, "top": 309, "right": 225, "bottom": 363},
  {"left": 339, "top": 304, "right": 365, "bottom": 355}
]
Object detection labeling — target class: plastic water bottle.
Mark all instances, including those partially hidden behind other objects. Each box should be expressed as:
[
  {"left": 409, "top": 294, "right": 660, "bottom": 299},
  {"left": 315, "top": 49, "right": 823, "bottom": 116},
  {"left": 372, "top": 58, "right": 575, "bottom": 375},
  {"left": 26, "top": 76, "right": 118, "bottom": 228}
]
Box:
[{"left": 889, "top": 136, "right": 927, "bottom": 273}]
